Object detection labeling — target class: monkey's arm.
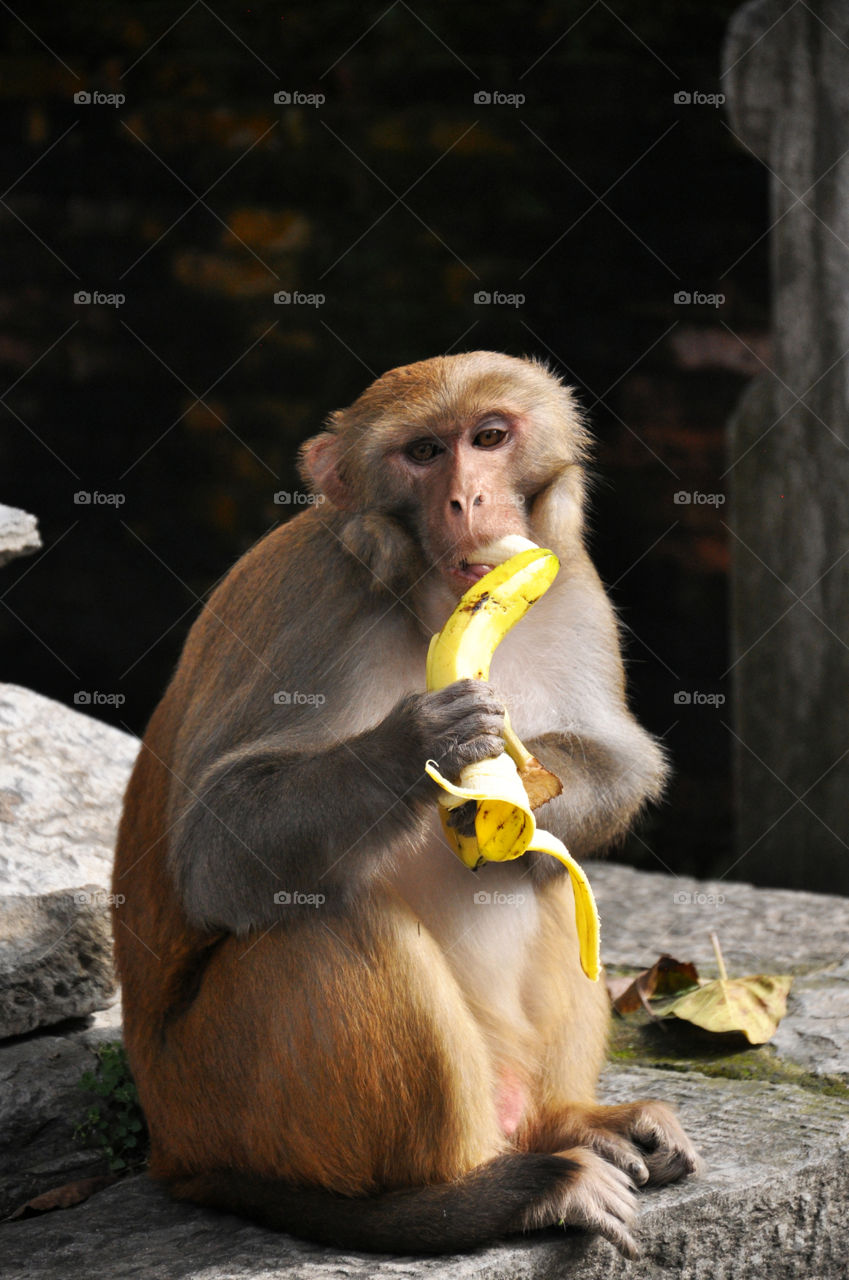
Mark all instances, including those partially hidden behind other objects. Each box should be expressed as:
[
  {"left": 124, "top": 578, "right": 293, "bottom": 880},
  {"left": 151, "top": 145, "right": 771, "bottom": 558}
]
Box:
[
  {"left": 168, "top": 681, "right": 504, "bottom": 934},
  {"left": 513, "top": 552, "right": 668, "bottom": 875},
  {"left": 526, "top": 718, "right": 667, "bottom": 869}
]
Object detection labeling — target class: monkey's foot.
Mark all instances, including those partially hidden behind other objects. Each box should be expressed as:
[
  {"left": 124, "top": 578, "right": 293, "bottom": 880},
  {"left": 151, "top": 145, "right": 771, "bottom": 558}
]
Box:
[
  {"left": 537, "top": 1099, "right": 701, "bottom": 1188},
  {"left": 523, "top": 1147, "right": 638, "bottom": 1258}
]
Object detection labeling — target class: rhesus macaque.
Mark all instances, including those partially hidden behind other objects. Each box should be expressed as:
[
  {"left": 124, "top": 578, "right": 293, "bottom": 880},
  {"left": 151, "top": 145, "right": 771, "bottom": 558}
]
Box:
[{"left": 113, "top": 351, "right": 698, "bottom": 1257}]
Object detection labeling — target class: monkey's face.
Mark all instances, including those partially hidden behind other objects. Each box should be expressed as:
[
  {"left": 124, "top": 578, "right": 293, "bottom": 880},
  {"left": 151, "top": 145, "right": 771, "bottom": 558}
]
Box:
[
  {"left": 300, "top": 352, "right": 589, "bottom": 597},
  {"left": 387, "top": 413, "right": 530, "bottom": 591}
]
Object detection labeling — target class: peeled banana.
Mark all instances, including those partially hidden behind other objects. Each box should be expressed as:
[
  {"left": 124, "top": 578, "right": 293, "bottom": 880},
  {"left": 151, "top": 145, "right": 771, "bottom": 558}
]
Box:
[{"left": 425, "top": 536, "right": 601, "bottom": 982}]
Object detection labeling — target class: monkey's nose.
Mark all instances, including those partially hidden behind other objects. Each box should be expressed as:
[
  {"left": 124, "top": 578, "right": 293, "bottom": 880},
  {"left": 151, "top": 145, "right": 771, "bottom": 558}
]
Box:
[{"left": 449, "top": 495, "right": 484, "bottom": 513}]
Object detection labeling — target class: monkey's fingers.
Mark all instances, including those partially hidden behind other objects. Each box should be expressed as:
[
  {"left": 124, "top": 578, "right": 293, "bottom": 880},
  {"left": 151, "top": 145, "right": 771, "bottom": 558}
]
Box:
[
  {"left": 445, "top": 800, "right": 478, "bottom": 838},
  {"left": 583, "top": 1132, "right": 650, "bottom": 1187},
  {"left": 554, "top": 1149, "right": 639, "bottom": 1259},
  {"left": 623, "top": 1101, "right": 702, "bottom": 1185}
]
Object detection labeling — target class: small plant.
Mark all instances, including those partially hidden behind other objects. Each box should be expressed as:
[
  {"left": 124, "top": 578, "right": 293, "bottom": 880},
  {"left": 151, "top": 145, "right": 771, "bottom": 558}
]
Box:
[{"left": 74, "top": 1042, "right": 148, "bottom": 1172}]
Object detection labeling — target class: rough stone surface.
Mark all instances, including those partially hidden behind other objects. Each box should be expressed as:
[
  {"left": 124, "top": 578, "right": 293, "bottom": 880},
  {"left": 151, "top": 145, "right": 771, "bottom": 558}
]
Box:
[
  {"left": 0, "top": 888, "right": 117, "bottom": 1039},
  {"left": 0, "top": 684, "right": 139, "bottom": 897},
  {"left": 0, "top": 684, "right": 137, "bottom": 1035},
  {"left": 3, "top": 1066, "right": 848, "bottom": 1279},
  {"left": 0, "top": 1002, "right": 122, "bottom": 1216},
  {"left": 0, "top": 505, "right": 40, "bottom": 569},
  {"left": 588, "top": 859, "right": 849, "bottom": 1080}
]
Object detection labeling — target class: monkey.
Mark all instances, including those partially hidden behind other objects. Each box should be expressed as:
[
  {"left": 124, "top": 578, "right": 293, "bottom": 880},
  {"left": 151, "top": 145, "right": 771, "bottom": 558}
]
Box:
[{"left": 112, "top": 350, "right": 698, "bottom": 1259}]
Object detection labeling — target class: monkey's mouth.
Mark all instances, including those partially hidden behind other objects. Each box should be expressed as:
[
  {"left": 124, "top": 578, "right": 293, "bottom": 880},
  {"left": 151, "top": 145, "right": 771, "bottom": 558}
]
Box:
[{"left": 447, "top": 559, "right": 495, "bottom": 588}]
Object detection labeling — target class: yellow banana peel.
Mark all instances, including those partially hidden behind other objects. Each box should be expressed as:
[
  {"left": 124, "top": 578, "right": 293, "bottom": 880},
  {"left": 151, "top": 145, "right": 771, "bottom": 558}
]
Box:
[{"left": 426, "top": 538, "right": 601, "bottom": 981}]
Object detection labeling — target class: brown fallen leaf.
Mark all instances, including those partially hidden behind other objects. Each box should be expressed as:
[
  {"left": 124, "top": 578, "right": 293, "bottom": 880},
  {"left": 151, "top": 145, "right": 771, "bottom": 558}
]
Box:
[
  {"left": 651, "top": 933, "right": 792, "bottom": 1045},
  {"left": 611, "top": 954, "right": 700, "bottom": 1015},
  {"left": 6, "top": 1174, "right": 120, "bottom": 1220}
]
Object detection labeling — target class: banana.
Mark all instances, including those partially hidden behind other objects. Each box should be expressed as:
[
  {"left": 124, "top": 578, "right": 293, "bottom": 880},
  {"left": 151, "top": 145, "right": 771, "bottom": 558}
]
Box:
[
  {"left": 425, "top": 538, "right": 601, "bottom": 981},
  {"left": 426, "top": 540, "right": 563, "bottom": 809}
]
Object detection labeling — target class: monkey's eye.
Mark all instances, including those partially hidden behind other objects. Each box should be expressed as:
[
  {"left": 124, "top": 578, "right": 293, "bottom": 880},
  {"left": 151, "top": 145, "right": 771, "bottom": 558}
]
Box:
[
  {"left": 406, "top": 439, "right": 443, "bottom": 464},
  {"left": 474, "top": 422, "right": 508, "bottom": 448}
]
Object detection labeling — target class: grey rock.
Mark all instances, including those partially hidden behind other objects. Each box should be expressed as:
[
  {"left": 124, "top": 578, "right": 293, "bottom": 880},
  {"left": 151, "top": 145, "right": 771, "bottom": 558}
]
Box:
[
  {"left": 0, "top": 506, "right": 40, "bottom": 569},
  {"left": 3, "top": 1066, "right": 848, "bottom": 1279},
  {"left": 0, "top": 888, "right": 116, "bottom": 1039},
  {"left": 0, "top": 684, "right": 139, "bottom": 898},
  {"left": 0, "top": 1003, "right": 122, "bottom": 1216},
  {"left": 0, "top": 684, "right": 138, "bottom": 1036}
]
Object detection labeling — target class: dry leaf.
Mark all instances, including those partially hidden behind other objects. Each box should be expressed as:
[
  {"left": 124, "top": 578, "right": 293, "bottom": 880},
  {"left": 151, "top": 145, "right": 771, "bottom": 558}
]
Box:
[
  {"left": 6, "top": 1174, "right": 120, "bottom": 1219},
  {"left": 611, "top": 954, "right": 700, "bottom": 1015},
  {"left": 652, "top": 973, "right": 792, "bottom": 1044}
]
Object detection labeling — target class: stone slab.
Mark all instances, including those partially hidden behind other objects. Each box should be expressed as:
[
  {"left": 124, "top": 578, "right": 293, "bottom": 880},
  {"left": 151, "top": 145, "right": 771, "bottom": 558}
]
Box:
[
  {"left": 589, "top": 860, "right": 849, "bottom": 1082},
  {"left": 0, "top": 1002, "right": 122, "bottom": 1216},
  {"left": 3, "top": 1066, "right": 847, "bottom": 1279}
]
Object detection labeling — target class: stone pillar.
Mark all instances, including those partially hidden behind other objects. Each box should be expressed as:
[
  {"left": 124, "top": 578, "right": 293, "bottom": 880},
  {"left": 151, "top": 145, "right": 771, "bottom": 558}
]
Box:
[{"left": 723, "top": 1, "right": 849, "bottom": 891}]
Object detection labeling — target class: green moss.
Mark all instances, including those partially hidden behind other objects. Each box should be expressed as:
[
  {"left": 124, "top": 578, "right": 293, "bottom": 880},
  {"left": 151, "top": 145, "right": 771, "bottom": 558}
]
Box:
[{"left": 608, "top": 1016, "right": 849, "bottom": 1099}]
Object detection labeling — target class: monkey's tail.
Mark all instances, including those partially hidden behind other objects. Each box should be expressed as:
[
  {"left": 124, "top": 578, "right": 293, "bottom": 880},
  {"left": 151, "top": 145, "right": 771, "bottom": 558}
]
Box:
[{"left": 166, "top": 1152, "right": 578, "bottom": 1254}]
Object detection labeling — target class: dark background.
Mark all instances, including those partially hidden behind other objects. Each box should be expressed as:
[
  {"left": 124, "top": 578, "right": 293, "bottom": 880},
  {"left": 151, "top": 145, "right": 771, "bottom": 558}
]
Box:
[{"left": 0, "top": 1, "right": 767, "bottom": 881}]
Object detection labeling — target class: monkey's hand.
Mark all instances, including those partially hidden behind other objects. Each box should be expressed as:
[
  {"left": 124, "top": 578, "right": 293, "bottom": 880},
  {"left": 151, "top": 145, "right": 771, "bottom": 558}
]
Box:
[{"left": 396, "top": 678, "right": 505, "bottom": 802}]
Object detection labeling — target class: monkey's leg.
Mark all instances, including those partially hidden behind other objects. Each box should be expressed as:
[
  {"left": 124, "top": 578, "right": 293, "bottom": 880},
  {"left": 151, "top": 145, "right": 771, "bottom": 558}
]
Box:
[
  {"left": 144, "top": 889, "right": 638, "bottom": 1254},
  {"left": 516, "top": 877, "right": 699, "bottom": 1187}
]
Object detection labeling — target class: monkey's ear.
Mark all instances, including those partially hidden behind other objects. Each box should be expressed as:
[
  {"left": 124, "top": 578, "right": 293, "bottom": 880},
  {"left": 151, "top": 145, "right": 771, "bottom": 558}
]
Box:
[{"left": 298, "top": 432, "right": 354, "bottom": 509}]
